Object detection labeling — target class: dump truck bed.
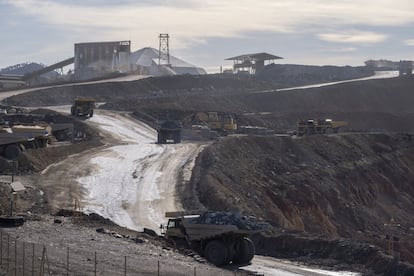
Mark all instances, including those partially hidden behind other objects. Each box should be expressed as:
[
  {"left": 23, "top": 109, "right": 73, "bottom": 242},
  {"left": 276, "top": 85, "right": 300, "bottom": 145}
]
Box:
[
  {"left": 0, "top": 133, "right": 30, "bottom": 145},
  {"left": 0, "top": 125, "right": 49, "bottom": 146},
  {"left": 182, "top": 220, "right": 261, "bottom": 241}
]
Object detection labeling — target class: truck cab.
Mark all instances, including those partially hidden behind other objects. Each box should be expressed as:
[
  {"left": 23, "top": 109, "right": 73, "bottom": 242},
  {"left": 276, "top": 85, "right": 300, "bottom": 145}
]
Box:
[{"left": 164, "top": 218, "right": 186, "bottom": 239}]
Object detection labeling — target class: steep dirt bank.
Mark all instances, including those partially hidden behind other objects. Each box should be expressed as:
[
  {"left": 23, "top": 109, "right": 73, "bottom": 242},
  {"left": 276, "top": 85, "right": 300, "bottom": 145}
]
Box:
[
  {"left": 4, "top": 75, "right": 275, "bottom": 107},
  {"left": 186, "top": 133, "right": 414, "bottom": 273},
  {"left": 256, "top": 64, "right": 373, "bottom": 86},
  {"left": 236, "top": 75, "right": 414, "bottom": 132},
  {"left": 7, "top": 74, "right": 414, "bottom": 133}
]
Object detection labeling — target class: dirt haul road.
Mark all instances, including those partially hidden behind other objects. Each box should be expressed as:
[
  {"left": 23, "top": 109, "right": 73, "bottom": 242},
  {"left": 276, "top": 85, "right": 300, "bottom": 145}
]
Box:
[
  {"left": 35, "top": 109, "right": 205, "bottom": 232},
  {"left": 35, "top": 109, "right": 359, "bottom": 276}
]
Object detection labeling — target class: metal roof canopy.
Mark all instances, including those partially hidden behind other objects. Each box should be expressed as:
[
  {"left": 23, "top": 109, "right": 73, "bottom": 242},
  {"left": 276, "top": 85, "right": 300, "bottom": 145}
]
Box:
[
  {"left": 225, "top": 52, "right": 283, "bottom": 61},
  {"left": 225, "top": 52, "right": 283, "bottom": 74}
]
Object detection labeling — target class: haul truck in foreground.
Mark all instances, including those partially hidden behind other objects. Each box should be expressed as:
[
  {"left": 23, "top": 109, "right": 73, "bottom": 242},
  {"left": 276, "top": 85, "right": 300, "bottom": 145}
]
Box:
[
  {"left": 162, "top": 211, "right": 268, "bottom": 266},
  {"left": 0, "top": 125, "right": 50, "bottom": 159}
]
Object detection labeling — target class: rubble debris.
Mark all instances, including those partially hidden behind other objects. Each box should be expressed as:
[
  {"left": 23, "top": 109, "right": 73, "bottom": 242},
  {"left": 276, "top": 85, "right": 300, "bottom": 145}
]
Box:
[{"left": 193, "top": 212, "right": 269, "bottom": 231}]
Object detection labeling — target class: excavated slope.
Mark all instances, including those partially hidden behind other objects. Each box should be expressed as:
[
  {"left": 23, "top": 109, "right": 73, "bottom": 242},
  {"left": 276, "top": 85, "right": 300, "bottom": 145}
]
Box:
[
  {"left": 8, "top": 74, "right": 414, "bottom": 133},
  {"left": 187, "top": 133, "right": 414, "bottom": 267}
]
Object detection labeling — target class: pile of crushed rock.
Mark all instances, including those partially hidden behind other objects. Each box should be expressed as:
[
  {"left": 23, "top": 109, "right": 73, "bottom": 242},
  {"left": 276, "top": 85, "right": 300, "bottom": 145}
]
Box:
[{"left": 191, "top": 212, "right": 269, "bottom": 231}]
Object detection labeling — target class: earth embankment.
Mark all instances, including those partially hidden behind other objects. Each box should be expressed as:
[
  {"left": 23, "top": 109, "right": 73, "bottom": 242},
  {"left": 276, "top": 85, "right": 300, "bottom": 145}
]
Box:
[
  {"left": 6, "top": 74, "right": 414, "bottom": 133},
  {"left": 187, "top": 133, "right": 414, "bottom": 269}
]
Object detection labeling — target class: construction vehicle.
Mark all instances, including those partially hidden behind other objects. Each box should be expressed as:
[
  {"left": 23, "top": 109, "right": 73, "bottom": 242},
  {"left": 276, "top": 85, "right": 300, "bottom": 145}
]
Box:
[
  {"left": 0, "top": 124, "right": 50, "bottom": 159},
  {"left": 297, "top": 119, "right": 348, "bottom": 136},
  {"left": 193, "top": 112, "right": 237, "bottom": 135},
  {"left": 1, "top": 113, "right": 74, "bottom": 142},
  {"left": 161, "top": 211, "right": 268, "bottom": 267},
  {"left": 157, "top": 120, "right": 182, "bottom": 144},
  {"left": 70, "top": 97, "right": 95, "bottom": 117}
]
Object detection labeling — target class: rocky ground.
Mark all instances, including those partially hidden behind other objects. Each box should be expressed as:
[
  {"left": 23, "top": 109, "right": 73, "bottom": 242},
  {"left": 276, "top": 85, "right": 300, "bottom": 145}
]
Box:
[
  {"left": 185, "top": 134, "right": 414, "bottom": 275},
  {"left": 0, "top": 213, "right": 245, "bottom": 275},
  {"left": 1, "top": 73, "right": 414, "bottom": 275}
]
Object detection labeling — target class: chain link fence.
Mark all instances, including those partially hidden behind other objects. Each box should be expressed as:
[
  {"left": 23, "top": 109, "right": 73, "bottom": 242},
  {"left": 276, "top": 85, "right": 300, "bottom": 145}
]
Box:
[{"left": 0, "top": 229, "right": 244, "bottom": 276}]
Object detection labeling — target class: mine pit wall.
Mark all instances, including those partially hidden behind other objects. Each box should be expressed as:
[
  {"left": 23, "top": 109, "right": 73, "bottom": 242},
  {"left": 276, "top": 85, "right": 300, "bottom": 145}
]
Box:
[
  {"left": 239, "top": 111, "right": 414, "bottom": 134},
  {"left": 188, "top": 133, "right": 414, "bottom": 271}
]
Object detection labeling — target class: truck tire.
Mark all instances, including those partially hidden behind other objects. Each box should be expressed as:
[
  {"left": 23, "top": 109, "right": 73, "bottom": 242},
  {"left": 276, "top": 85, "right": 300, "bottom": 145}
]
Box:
[
  {"left": 54, "top": 130, "right": 68, "bottom": 141},
  {"left": 36, "top": 139, "right": 48, "bottom": 148},
  {"left": 233, "top": 237, "right": 255, "bottom": 264},
  {"left": 204, "top": 240, "right": 229, "bottom": 267},
  {"left": 4, "top": 144, "right": 21, "bottom": 160},
  {"left": 89, "top": 110, "right": 94, "bottom": 117},
  {"left": 174, "top": 132, "right": 181, "bottom": 143},
  {"left": 158, "top": 132, "right": 167, "bottom": 144},
  {"left": 26, "top": 141, "right": 38, "bottom": 149}
]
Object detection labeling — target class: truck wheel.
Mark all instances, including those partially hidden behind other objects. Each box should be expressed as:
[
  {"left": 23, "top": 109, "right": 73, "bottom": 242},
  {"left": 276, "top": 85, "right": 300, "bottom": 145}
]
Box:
[
  {"left": 158, "top": 132, "right": 167, "bottom": 144},
  {"left": 89, "top": 110, "right": 94, "bottom": 117},
  {"left": 36, "top": 139, "right": 47, "bottom": 148},
  {"left": 26, "top": 141, "right": 38, "bottom": 149},
  {"left": 4, "top": 144, "right": 21, "bottom": 160},
  {"left": 54, "top": 130, "right": 68, "bottom": 141},
  {"left": 233, "top": 238, "right": 255, "bottom": 264},
  {"left": 174, "top": 133, "right": 181, "bottom": 143},
  {"left": 204, "top": 240, "right": 228, "bottom": 267}
]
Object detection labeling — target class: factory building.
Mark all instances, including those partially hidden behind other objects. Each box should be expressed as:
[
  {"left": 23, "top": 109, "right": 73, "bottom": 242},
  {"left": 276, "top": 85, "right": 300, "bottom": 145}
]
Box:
[{"left": 74, "top": 41, "right": 131, "bottom": 80}]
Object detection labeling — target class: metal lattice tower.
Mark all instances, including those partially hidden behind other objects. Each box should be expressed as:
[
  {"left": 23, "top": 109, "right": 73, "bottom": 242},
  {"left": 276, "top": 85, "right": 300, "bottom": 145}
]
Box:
[{"left": 158, "top": 33, "right": 170, "bottom": 66}]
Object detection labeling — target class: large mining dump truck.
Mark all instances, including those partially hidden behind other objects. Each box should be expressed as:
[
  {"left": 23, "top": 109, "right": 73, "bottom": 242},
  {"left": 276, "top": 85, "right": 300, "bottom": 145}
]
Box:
[
  {"left": 0, "top": 125, "right": 50, "bottom": 159},
  {"left": 70, "top": 97, "right": 95, "bottom": 117},
  {"left": 162, "top": 211, "right": 268, "bottom": 266},
  {"left": 157, "top": 120, "right": 182, "bottom": 144}
]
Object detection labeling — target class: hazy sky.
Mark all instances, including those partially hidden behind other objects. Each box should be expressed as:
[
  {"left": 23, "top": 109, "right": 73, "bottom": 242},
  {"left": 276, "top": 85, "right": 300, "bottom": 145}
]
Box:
[{"left": 1, "top": 0, "right": 414, "bottom": 72}]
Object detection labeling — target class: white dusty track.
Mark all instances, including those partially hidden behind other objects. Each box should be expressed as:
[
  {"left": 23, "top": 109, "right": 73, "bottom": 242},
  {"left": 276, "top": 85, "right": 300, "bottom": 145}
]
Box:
[
  {"left": 76, "top": 111, "right": 204, "bottom": 232},
  {"left": 78, "top": 111, "right": 360, "bottom": 276}
]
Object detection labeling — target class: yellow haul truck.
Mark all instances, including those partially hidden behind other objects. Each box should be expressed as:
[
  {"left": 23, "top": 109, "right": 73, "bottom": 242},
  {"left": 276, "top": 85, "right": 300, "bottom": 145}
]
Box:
[
  {"left": 71, "top": 97, "right": 95, "bottom": 117},
  {"left": 162, "top": 211, "right": 268, "bottom": 267},
  {"left": 0, "top": 125, "right": 50, "bottom": 159}
]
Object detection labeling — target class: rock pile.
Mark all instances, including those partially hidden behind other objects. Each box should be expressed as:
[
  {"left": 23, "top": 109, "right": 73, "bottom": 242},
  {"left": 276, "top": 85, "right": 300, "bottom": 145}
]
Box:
[{"left": 194, "top": 212, "right": 268, "bottom": 231}]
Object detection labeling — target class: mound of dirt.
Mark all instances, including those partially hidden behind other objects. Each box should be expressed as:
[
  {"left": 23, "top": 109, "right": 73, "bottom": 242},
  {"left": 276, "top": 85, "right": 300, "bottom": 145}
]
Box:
[
  {"left": 5, "top": 75, "right": 276, "bottom": 108},
  {"left": 4, "top": 73, "right": 414, "bottom": 274},
  {"left": 187, "top": 133, "right": 414, "bottom": 273},
  {"left": 256, "top": 64, "right": 373, "bottom": 86},
  {"left": 6, "top": 74, "right": 414, "bottom": 134}
]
